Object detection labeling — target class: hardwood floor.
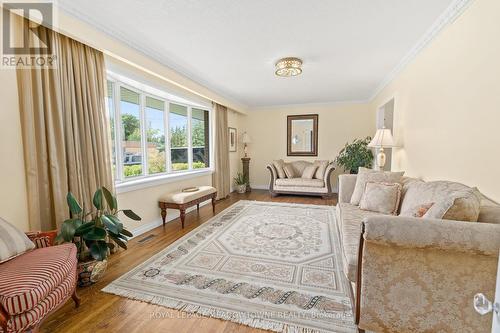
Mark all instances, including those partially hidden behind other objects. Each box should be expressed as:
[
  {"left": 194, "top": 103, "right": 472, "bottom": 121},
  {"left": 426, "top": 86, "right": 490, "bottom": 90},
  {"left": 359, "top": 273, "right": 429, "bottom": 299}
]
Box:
[{"left": 42, "top": 190, "right": 337, "bottom": 333}]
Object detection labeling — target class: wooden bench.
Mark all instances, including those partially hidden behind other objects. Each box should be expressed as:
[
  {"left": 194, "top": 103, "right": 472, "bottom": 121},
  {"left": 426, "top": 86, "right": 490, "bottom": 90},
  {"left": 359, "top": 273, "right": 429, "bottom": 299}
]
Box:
[{"left": 158, "top": 186, "right": 217, "bottom": 228}]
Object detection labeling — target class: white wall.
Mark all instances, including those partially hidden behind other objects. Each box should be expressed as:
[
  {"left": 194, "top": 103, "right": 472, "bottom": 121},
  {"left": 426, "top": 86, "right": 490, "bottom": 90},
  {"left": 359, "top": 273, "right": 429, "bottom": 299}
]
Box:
[
  {"left": 243, "top": 103, "right": 375, "bottom": 190},
  {"left": 371, "top": 0, "right": 500, "bottom": 200}
]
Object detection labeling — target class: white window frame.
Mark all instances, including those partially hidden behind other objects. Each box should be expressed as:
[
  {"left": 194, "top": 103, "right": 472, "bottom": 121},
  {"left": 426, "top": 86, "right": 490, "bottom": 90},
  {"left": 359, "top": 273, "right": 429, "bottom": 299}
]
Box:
[{"left": 107, "top": 76, "right": 213, "bottom": 193}]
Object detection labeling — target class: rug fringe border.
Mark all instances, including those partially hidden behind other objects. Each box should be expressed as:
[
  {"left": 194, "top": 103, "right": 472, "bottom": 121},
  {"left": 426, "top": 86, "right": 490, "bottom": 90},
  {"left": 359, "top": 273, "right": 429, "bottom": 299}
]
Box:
[{"left": 102, "top": 284, "right": 347, "bottom": 333}]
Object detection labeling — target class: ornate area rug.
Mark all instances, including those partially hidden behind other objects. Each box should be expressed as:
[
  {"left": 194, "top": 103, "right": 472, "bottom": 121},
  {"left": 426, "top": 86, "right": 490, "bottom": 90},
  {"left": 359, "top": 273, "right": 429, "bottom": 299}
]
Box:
[{"left": 103, "top": 201, "right": 355, "bottom": 333}]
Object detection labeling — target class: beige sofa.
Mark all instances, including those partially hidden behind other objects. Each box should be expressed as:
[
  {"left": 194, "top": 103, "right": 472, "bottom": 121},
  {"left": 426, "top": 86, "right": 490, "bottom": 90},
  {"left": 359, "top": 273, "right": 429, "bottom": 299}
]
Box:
[
  {"left": 337, "top": 174, "right": 500, "bottom": 332},
  {"left": 266, "top": 160, "right": 335, "bottom": 198}
]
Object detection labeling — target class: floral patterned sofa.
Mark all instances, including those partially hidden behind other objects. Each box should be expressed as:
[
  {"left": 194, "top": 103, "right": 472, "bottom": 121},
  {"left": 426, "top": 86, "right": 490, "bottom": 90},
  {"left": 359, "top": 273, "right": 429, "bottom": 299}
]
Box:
[{"left": 337, "top": 174, "right": 500, "bottom": 332}]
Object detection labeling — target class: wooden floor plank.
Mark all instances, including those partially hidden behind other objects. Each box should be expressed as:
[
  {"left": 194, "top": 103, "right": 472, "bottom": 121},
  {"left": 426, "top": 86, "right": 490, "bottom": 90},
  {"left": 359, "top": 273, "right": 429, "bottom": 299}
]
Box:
[{"left": 42, "top": 190, "right": 337, "bottom": 333}]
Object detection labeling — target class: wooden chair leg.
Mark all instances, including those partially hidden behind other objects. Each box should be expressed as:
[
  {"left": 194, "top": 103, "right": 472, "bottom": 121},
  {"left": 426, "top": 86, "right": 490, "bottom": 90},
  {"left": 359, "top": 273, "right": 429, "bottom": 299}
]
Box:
[
  {"left": 0, "top": 305, "right": 9, "bottom": 333},
  {"left": 160, "top": 208, "right": 167, "bottom": 226},
  {"left": 71, "top": 289, "right": 81, "bottom": 308},
  {"left": 180, "top": 209, "right": 186, "bottom": 229},
  {"left": 197, "top": 203, "right": 200, "bottom": 212},
  {"left": 211, "top": 195, "right": 216, "bottom": 214}
]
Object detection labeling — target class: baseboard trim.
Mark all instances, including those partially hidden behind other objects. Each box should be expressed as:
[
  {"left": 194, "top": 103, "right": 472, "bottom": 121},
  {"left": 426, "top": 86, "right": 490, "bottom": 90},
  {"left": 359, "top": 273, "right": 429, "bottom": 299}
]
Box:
[
  {"left": 252, "top": 184, "right": 269, "bottom": 190},
  {"left": 129, "top": 200, "right": 211, "bottom": 239}
]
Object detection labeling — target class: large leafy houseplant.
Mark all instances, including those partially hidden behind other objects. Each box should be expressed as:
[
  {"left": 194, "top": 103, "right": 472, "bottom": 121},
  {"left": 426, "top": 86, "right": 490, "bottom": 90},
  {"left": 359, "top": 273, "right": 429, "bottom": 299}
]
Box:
[
  {"left": 56, "top": 187, "right": 141, "bottom": 261},
  {"left": 335, "top": 137, "right": 374, "bottom": 174}
]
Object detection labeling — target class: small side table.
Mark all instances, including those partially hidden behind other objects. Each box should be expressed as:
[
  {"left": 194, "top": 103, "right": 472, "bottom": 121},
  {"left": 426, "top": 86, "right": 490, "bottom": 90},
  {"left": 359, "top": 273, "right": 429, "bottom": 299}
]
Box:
[{"left": 241, "top": 157, "right": 251, "bottom": 192}]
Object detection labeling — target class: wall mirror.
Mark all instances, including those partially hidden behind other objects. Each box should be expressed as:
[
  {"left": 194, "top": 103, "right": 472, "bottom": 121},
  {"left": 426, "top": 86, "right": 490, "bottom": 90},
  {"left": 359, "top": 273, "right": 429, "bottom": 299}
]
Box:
[{"left": 287, "top": 114, "right": 318, "bottom": 156}]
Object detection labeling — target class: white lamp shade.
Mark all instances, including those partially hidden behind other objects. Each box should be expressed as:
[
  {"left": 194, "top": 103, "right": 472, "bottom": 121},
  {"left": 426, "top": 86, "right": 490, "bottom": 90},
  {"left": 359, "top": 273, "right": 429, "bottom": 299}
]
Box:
[
  {"left": 242, "top": 132, "right": 252, "bottom": 144},
  {"left": 368, "top": 128, "right": 395, "bottom": 148}
]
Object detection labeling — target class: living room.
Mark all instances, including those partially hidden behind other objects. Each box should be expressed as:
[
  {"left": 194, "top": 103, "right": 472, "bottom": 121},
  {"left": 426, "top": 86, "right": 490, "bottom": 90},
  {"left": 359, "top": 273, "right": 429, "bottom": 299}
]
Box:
[{"left": 0, "top": 1, "right": 499, "bottom": 332}]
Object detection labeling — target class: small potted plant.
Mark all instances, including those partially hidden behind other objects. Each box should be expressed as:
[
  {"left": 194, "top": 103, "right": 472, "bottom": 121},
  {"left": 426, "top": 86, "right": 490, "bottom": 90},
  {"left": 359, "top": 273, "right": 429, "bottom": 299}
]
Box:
[
  {"left": 56, "top": 186, "right": 141, "bottom": 287},
  {"left": 233, "top": 172, "right": 248, "bottom": 194},
  {"left": 335, "top": 137, "right": 373, "bottom": 174}
]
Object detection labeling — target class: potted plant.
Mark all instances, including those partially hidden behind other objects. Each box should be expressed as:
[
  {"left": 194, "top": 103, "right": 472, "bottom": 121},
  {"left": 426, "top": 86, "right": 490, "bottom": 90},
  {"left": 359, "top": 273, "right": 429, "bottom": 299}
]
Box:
[
  {"left": 233, "top": 172, "right": 248, "bottom": 194},
  {"left": 335, "top": 137, "right": 374, "bottom": 174},
  {"left": 56, "top": 186, "right": 141, "bottom": 287}
]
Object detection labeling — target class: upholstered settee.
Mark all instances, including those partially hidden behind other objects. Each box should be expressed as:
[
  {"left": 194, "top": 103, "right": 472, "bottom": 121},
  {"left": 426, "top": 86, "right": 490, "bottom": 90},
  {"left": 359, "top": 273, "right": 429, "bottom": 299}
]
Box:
[
  {"left": 266, "top": 160, "right": 335, "bottom": 198},
  {"left": 0, "top": 231, "right": 80, "bottom": 333},
  {"left": 336, "top": 174, "right": 500, "bottom": 332}
]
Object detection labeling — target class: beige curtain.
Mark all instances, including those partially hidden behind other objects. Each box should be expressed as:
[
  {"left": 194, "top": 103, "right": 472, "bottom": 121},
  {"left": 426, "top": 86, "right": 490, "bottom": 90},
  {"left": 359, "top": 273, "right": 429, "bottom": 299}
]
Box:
[
  {"left": 212, "top": 103, "right": 230, "bottom": 200},
  {"left": 16, "top": 20, "right": 112, "bottom": 231}
]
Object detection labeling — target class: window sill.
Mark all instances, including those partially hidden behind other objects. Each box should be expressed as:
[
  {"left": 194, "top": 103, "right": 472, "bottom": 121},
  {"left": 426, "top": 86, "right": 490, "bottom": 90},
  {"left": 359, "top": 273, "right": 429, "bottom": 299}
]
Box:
[{"left": 115, "top": 169, "right": 213, "bottom": 194}]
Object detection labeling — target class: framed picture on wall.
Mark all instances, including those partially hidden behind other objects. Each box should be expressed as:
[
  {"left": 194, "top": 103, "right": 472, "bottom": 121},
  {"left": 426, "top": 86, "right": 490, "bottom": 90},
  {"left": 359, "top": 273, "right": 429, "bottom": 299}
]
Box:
[{"left": 229, "top": 127, "right": 237, "bottom": 152}]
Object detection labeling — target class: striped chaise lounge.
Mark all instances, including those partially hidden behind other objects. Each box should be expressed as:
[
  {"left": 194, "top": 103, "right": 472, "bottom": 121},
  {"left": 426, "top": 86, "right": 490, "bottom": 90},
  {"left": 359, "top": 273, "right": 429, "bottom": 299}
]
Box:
[{"left": 0, "top": 231, "right": 80, "bottom": 333}]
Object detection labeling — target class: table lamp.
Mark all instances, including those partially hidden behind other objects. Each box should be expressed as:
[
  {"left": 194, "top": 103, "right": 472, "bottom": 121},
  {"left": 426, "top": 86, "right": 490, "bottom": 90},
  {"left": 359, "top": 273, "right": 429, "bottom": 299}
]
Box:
[
  {"left": 242, "top": 132, "right": 252, "bottom": 158},
  {"left": 368, "top": 127, "right": 395, "bottom": 170}
]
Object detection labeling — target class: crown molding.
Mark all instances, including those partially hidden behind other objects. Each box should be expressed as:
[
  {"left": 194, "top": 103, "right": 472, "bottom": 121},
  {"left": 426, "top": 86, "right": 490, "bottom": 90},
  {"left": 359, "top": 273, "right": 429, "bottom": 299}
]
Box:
[
  {"left": 249, "top": 99, "right": 369, "bottom": 112},
  {"left": 56, "top": 1, "right": 474, "bottom": 109},
  {"left": 368, "top": 0, "right": 475, "bottom": 101},
  {"left": 54, "top": 4, "right": 248, "bottom": 112}
]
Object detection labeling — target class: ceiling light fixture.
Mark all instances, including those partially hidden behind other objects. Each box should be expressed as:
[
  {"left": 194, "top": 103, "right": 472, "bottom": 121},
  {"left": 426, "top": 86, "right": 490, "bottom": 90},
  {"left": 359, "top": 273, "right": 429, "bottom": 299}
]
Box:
[{"left": 275, "top": 57, "right": 303, "bottom": 77}]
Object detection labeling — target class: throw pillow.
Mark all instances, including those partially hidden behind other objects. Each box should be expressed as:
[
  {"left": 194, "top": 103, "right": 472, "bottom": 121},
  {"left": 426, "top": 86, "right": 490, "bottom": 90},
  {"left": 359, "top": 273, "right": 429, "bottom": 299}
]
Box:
[
  {"left": 0, "top": 217, "right": 35, "bottom": 263},
  {"left": 399, "top": 181, "right": 481, "bottom": 222},
  {"left": 283, "top": 164, "right": 296, "bottom": 178},
  {"left": 359, "top": 182, "right": 402, "bottom": 215},
  {"left": 302, "top": 165, "right": 318, "bottom": 179},
  {"left": 313, "top": 160, "right": 329, "bottom": 179},
  {"left": 272, "top": 159, "right": 286, "bottom": 179},
  {"left": 350, "top": 168, "right": 405, "bottom": 205},
  {"left": 400, "top": 202, "right": 435, "bottom": 218}
]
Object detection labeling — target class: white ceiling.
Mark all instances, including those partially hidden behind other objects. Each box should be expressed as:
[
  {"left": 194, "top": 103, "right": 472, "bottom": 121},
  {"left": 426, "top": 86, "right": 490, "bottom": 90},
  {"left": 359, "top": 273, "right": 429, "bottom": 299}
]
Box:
[{"left": 58, "top": 0, "right": 459, "bottom": 108}]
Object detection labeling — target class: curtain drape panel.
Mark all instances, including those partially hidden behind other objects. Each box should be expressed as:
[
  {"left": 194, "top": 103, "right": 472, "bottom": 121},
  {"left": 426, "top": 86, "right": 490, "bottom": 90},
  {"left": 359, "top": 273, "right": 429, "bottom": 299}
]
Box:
[
  {"left": 211, "top": 103, "right": 230, "bottom": 200},
  {"left": 16, "top": 19, "right": 113, "bottom": 231}
]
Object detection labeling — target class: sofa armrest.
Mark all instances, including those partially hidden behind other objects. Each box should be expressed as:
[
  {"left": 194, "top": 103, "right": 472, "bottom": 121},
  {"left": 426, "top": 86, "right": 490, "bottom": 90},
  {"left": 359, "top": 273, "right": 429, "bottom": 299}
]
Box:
[
  {"left": 338, "top": 174, "right": 357, "bottom": 203},
  {"left": 323, "top": 163, "right": 335, "bottom": 193},
  {"left": 26, "top": 230, "right": 58, "bottom": 248},
  {"left": 266, "top": 164, "right": 277, "bottom": 191},
  {"left": 363, "top": 215, "right": 500, "bottom": 256},
  {"left": 356, "top": 216, "right": 500, "bottom": 332}
]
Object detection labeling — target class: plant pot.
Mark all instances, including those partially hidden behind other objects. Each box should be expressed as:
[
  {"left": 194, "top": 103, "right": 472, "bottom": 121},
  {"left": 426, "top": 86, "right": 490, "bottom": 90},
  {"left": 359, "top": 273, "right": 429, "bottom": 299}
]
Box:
[
  {"left": 77, "top": 259, "right": 108, "bottom": 287},
  {"left": 235, "top": 184, "right": 247, "bottom": 194}
]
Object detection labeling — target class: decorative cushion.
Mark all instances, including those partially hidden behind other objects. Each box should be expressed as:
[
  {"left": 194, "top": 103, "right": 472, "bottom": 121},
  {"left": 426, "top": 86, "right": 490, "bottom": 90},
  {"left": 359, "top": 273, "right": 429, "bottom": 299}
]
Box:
[
  {"left": 0, "top": 243, "right": 77, "bottom": 315},
  {"left": 478, "top": 205, "right": 500, "bottom": 224},
  {"left": 350, "top": 168, "right": 405, "bottom": 205},
  {"left": 283, "top": 164, "right": 296, "bottom": 178},
  {"left": 32, "top": 236, "right": 51, "bottom": 249},
  {"left": 272, "top": 159, "right": 286, "bottom": 179},
  {"left": 7, "top": 264, "right": 77, "bottom": 332},
  {"left": 399, "top": 181, "right": 481, "bottom": 222},
  {"left": 403, "top": 202, "right": 435, "bottom": 218},
  {"left": 0, "top": 217, "right": 35, "bottom": 263},
  {"left": 313, "top": 160, "right": 329, "bottom": 179},
  {"left": 275, "top": 178, "right": 324, "bottom": 188},
  {"left": 301, "top": 165, "right": 318, "bottom": 179},
  {"left": 359, "top": 182, "right": 402, "bottom": 215},
  {"left": 159, "top": 186, "right": 216, "bottom": 204}
]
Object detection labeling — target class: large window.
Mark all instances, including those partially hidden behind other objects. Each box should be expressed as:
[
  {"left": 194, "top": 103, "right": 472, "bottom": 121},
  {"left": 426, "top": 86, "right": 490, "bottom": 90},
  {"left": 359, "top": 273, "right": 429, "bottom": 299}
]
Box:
[
  {"left": 192, "top": 108, "right": 210, "bottom": 169},
  {"left": 120, "top": 87, "right": 143, "bottom": 178},
  {"left": 169, "top": 103, "right": 189, "bottom": 171},
  {"left": 145, "top": 97, "right": 166, "bottom": 175},
  {"left": 108, "top": 78, "right": 211, "bottom": 184}
]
